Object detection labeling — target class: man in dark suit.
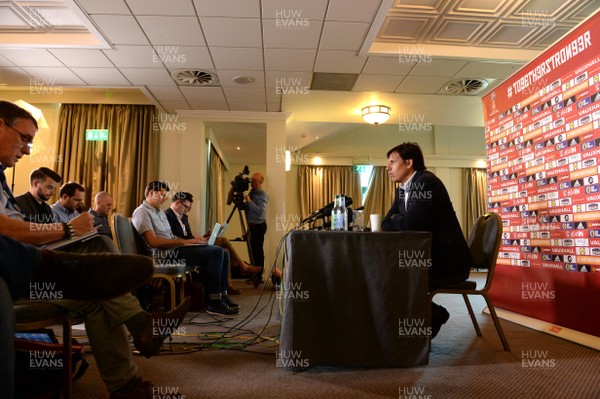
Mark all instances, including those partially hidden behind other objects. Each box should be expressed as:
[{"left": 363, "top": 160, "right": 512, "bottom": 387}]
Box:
[
  {"left": 15, "top": 167, "right": 61, "bottom": 224},
  {"left": 382, "top": 142, "right": 473, "bottom": 338}
]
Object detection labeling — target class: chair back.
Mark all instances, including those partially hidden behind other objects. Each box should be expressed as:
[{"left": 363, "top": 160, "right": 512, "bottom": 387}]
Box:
[
  {"left": 467, "top": 212, "right": 502, "bottom": 290},
  {"left": 112, "top": 213, "right": 152, "bottom": 256}
]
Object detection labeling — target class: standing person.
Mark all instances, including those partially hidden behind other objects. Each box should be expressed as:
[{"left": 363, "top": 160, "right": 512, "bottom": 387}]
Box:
[
  {"left": 89, "top": 191, "right": 113, "bottom": 238},
  {"left": 244, "top": 172, "right": 268, "bottom": 280},
  {"left": 382, "top": 142, "right": 473, "bottom": 338},
  {"left": 132, "top": 181, "right": 240, "bottom": 315},
  {"left": 51, "top": 181, "right": 85, "bottom": 223},
  {"left": 165, "top": 191, "right": 261, "bottom": 294},
  {"left": 15, "top": 167, "right": 61, "bottom": 224}
]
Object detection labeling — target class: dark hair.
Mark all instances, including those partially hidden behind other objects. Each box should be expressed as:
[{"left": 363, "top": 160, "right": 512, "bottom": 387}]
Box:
[
  {"left": 59, "top": 181, "right": 85, "bottom": 197},
  {"left": 30, "top": 167, "right": 62, "bottom": 185},
  {"left": 386, "top": 142, "right": 427, "bottom": 171},
  {"left": 0, "top": 100, "right": 38, "bottom": 129},
  {"left": 145, "top": 180, "right": 170, "bottom": 197},
  {"left": 172, "top": 192, "right": 193, "bottom": 203}
]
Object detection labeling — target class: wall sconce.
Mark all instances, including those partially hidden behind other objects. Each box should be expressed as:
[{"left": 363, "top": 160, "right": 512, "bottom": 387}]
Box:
[
  {"left": 13, "top": 99, "right": 49, "bottom": 129},
  {"left": 361, "top": 105, "right": 391, "bottom": 125}
]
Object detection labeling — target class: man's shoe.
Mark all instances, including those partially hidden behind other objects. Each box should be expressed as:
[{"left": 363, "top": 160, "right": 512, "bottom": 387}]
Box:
[
  {"left": 133, "top": 297, "right": 191, "bottom": 358},
  {"left": 227, "top": 285, "right": 241, "bottom": 295},
  {"left": 109, "top": 377, "right": 153, "bottom": 399},
  {"left": 431, "top": 304, "right": 450, "bottom": 339},
  {"left": 222, "top": 295, "right": 240, "bottom": 310},
  {"left": 207, "top": 299, "right": 239, "bottom": 316},
  {"left": 239, "top": 262, "right": 262, "bottom": 274},
  {"left": 38, "top": 251, "right": 153, "bottom": 301}
]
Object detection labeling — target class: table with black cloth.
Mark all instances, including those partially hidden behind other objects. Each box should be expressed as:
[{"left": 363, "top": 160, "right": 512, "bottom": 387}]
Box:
[{"left": 280, "top": 230, "right": 432, "bottom": 369}]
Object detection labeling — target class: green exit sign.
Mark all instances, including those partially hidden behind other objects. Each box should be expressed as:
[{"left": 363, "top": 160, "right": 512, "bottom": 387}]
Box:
[
  {"left": 85, "top": 129, "right": 109, "bottom": 141},
  {"left": 354, "top": 165, "right": 367, "bottom": 173}
]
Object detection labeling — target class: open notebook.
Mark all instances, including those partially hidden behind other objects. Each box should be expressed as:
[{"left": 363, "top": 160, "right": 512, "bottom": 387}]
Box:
[
  {"left": 207, "top": 222, "right": 228, "bottom": 245},
  {"left": 42, "top": 230, "right": 99, "bottom": 250}
]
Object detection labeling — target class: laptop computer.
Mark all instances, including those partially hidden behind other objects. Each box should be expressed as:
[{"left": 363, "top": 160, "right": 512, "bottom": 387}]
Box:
[{"left": 207, "top": 222, "right": 228, "bottom": 245}]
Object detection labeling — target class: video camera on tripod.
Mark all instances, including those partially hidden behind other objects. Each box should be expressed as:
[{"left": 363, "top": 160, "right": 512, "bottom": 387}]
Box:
[{"left": 227, "top": 165, "right": 250, "bottom": 207}]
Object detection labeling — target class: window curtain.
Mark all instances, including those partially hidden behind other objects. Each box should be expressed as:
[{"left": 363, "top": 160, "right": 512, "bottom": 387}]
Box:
[
  {"left": 363, "top": 166, "right": 398, "bottom": 226},
  {"left": 207, "top": 144, "right": 225, "bottom": 229},
  {"left": 298, "top": 165, "right": 361, "bottom": 219},
  {"left": 55, "top": 104, "right": 158, "bottom": 217},
  {"left": 464, "top": 168, "right": 488, "bottom": 236}
]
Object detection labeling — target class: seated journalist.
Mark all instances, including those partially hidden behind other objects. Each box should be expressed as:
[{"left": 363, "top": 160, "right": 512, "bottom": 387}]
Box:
[{"left": 382, "top": 142, "right": 474, "bottom": 338}]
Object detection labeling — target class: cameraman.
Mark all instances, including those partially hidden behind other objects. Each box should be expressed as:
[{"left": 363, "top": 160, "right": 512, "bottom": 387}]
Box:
[{"left": 243, "top": 172, "right": 268, "bottom": 279}]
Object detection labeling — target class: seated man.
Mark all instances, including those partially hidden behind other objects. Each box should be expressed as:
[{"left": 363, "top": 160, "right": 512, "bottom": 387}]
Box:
[
  {"left": 15, "top": 167, "right": 61, "bottom": 224},
  {"left": 0, "top": 100, "right": 188, "bottom": 398},
  {"left": 382, "top": 142, "right": 474, "bottom": 338},
  {"left": 51, "top": 181, "right": 85, "bottom": 223},
  {"left": 89, "top": 191, "right": 113, "bottom": 238},
  {"left": 165, "top": 191, "right": 261, "bottom": 294},
  {"left": 132, "top": 181, "right": 240, "bottom": 316}
]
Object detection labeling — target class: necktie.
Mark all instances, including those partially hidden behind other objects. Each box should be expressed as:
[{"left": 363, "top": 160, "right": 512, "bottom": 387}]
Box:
[
  {"left": 399, "top": 187, "right": 407, "bottom": 211},
  {"left": 0, "top": 167, "right": 23, "bottom": 213}
]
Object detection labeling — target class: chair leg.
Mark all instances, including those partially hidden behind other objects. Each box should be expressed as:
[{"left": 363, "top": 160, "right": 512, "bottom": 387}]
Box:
[
  {"left": 483, "top": 294, "right": 510, "bottom": 351},
  {"left": 160, "top": 277, "right": 176, "bottom": 311},
  {"left": 62, "top": 318, "right": 72, "bottom": 399},
  {"left": 463, "top": 294, "right": 482, "bottom": 337}
]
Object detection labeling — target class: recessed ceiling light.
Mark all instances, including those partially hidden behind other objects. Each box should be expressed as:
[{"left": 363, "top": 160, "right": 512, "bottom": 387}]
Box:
[{"left": 233, "top": 76, "right": 255, "bottom": 84}]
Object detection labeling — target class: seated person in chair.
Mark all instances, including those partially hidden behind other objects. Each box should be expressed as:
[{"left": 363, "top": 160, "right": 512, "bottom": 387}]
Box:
[
  {"left": 15, "top": 166, "right": 61, "bottom": 224},
  {"left": 132, "top": 181, "right": 239, "bottom": 316},
  {"left": 165, "top": 191, "right": 261, "bottom": 294},
  {"left": 0, "top": 100, "right": 189, "bottom": 399},
  {"left": 382, "top": 142, "right": 474, "bottom": 338}
]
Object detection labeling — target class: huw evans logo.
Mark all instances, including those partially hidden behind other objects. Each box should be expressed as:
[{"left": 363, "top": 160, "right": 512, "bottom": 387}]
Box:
[
  {"left": 275, "top": 350, "right": 309, "bottom": 368},
  {"left": 276, "top": 281, "right": 309, "bottom": 301},
  {"left": 29, "top": 282, "right": 63, "bottom": 301},
  {"left": 398, "top": 250, "right": 431, "bottom": 268},
  {"left": 398, "top": 318, "right": 431, "bottom": 338},
  {"left": 399, "top": 386, "right": 432, "bottom": 399},
  {"left": 521, "top": 350, "right": 556, "bottom": 368},
  {"left": 29, "top": 350, "right": 62, "bottom": 370},
  {"left": 521, "top": 282, "right": 555, "bottom": 301},
  {"left": 275, "top": 10, "right": 309, "bottom": 28}
]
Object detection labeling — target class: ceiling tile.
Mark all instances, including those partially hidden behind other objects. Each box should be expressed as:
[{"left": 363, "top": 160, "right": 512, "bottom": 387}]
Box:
[
  {"left": 119, "top": 68, "right": 175, "bottom": 85},
  {"left": 103, "top": 46, "right": 161, "bottom": 68},
  {"left": 264, "top": 49, "right": 316, "bottom": 71},
  {"left": 454, "top": 61, "right": 515, "bottom": 80},
  {"left": 210, "top": 47, "right": 264, "bottom": 70},
  {"left": 0, "top": 67, "right": 32, "bottom": 86},
  {"left": 159, "top": 100, "right": 191, "bottom": 113},
  {"left": 187, "top": 100, "right": 229, "bottom": 110},
  {"left": 76, "top": 0, "right": 130, "bottom": 14},
  {"left": 352, "top": 74, "right": 404, "bottom": 92},
  {"left": 482, "top": 23, "right": 537, "bottom": 46},
  {"left": 216, "top": 70, "right": 265, "bottom": 88},
  {"left": 223, "top": 87, "right": 266, "bottom": 102},
  {"left": 147, "top": 86, "right": 186, "bottom": 101},
  {"left": 262, "top": 19, "right": 323, "bottom": 49},
  {"left": 0, "top": 49, "right": 62, "bottom": 67},
  {"left": 201, "top": 18, "right": 262, "bottom": 47},
  {"left": 137, "top": 16, "right": 206, "bottom": 46},
  {"left": 91, "top": 15, "right": 149, "bottom": 45},
  {"left": 265, "top": 71, "right": 313, "bottom": 88},
  {"left": 362, "top": 57, "right": 416, "bottom": 75},
  {"left": 267, "top": 102, "right": 281, "bottom": 112},
  {"left": 22, "top": 67, "right": 86, "bottom": 86},
  {"left": 266, "top": 89, "right": 283, "bottom": 103},
  {"left": 315, "top": 50, "right": 368, "bottom": 73},
  {"left": 49, "top": 49, "right": 114, "bottom": 68},
  {"left": 194, "top": 0, "right": 261, "bottom": 17},
  {"left": 395, "top": 76, "right": 448, "bottom": 94},
  {"left": 380, "top": 17, "right": 430, "bottom": 40},
  {"left": 319, "top": 22, "right": 370, "bottom": 51},
  {"left": 155, "top": 46, "right": 214, "bottom": 70},
  {"left": 228, "top": 101, "right": 267, "bottom": 112},
  {"left": 126, "top": 0, "right": 196, "bottom": 16},
  {"left": 179, "top": 86, "right": 226, "bottom": 102},
  {"left": 0, "top": 54, "right": 15, "bottom": 66},
  {"left": 261, "top": 0, "right": 328, "bottom": 20},
  {"left": 409, "top": 59, "right": 468, "bottom": 77},
  {"left": 70, "top": 68, "right": 130, "bottom": 85},
  {"left": 326, "top": 0, "right": 381, "bottom": 22}
]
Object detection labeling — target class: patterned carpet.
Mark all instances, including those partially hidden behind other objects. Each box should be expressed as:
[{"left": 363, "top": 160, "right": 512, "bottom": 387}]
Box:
[{"left": 67, "top": 275, "right": 600, "bottom": 399}]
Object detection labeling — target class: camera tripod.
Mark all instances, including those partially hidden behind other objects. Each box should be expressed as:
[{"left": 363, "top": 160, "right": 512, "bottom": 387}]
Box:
[{"left": 226, "top": 203, "right": 255, "bottom": 265}]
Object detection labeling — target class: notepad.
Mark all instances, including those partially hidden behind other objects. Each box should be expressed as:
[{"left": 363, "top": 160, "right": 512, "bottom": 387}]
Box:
[
  {"left": 207, "top": 222, "right": 228, "bottom": 245},
  {"left": 42, "top": 230, "right": 99, "bottom": 250}
]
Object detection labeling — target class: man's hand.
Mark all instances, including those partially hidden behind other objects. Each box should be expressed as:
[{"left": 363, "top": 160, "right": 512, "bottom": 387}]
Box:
[
  {"left": 186, "top": 236, "right": 208, "bottom": 245},
  {"left": 69, "top": 212, "right": 95, "bottom": 236},
  {"left": 243, "top": 194, "right": 250, "bottom": 202}
]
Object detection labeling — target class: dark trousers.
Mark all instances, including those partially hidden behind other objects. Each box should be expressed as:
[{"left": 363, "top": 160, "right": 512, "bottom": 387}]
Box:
[
  {"left": 249, "top": 222, "right": 267, "bottom": 272},
  {"left": 164, "top": 245, "right": 229, "bottom": 294}
]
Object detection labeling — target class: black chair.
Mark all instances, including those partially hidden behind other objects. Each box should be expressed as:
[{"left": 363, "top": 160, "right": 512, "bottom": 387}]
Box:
[
  {"left": 429, "top": 212, "right": 510, "bottom": 351},
  {"left": 112, "top": 213, "right": 195, "bottom": 310}
]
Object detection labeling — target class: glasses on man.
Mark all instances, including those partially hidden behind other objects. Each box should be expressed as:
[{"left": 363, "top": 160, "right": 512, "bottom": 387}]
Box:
[
  {"left": 180, "top": 201, "right": 191, "bottom": 211},
  {"left": 4, "top": 121, "right": 33, "bottom": 150}
]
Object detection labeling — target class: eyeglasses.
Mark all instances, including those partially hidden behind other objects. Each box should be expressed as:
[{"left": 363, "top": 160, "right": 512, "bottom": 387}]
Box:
[
  {"left": 180, "top": 202, "right": 191, "bottom": 211},
  {"left": 4, "top": 121, "right": 33, "bottom": 150}
]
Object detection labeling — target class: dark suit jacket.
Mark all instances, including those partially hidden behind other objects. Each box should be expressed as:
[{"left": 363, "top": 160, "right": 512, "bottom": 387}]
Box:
[
  {"left": 382, "top": 170, "right": 473, "bottom": 289},
  {"left": 14, "top": 192, "right": 55, "bottom": 224},
  {"left": 165, "top": 208, "right": 194, "bottom": 239}
]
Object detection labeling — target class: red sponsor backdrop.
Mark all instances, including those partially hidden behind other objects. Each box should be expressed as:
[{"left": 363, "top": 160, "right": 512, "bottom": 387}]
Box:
[{"left": 482, "top": 11, "right": 600, "bottom": 337}]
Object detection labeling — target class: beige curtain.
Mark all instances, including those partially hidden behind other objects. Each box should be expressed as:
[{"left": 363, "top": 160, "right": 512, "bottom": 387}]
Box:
[
  {"left": 56, "top": 104, "right": 158, "bottom": 217},
  {"left": 363, "top": 166, "right": 398, "bottom": 226},
  {"left": 207, "top": 144, "right": 225, "bottom": 229},
  {"left": 464, "top": 168, "right": 487, "bottom": 236},
  {"left": 298, "top": 165, "right": 361, "bottom": 218}
]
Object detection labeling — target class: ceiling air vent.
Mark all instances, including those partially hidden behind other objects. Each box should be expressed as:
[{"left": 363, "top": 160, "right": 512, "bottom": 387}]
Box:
[
  {"left": 443, "top": 79, "right": 488, "bottom": 95},
  {"left": 171, "top": 69, "right": 219, "bottom": 86}
]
